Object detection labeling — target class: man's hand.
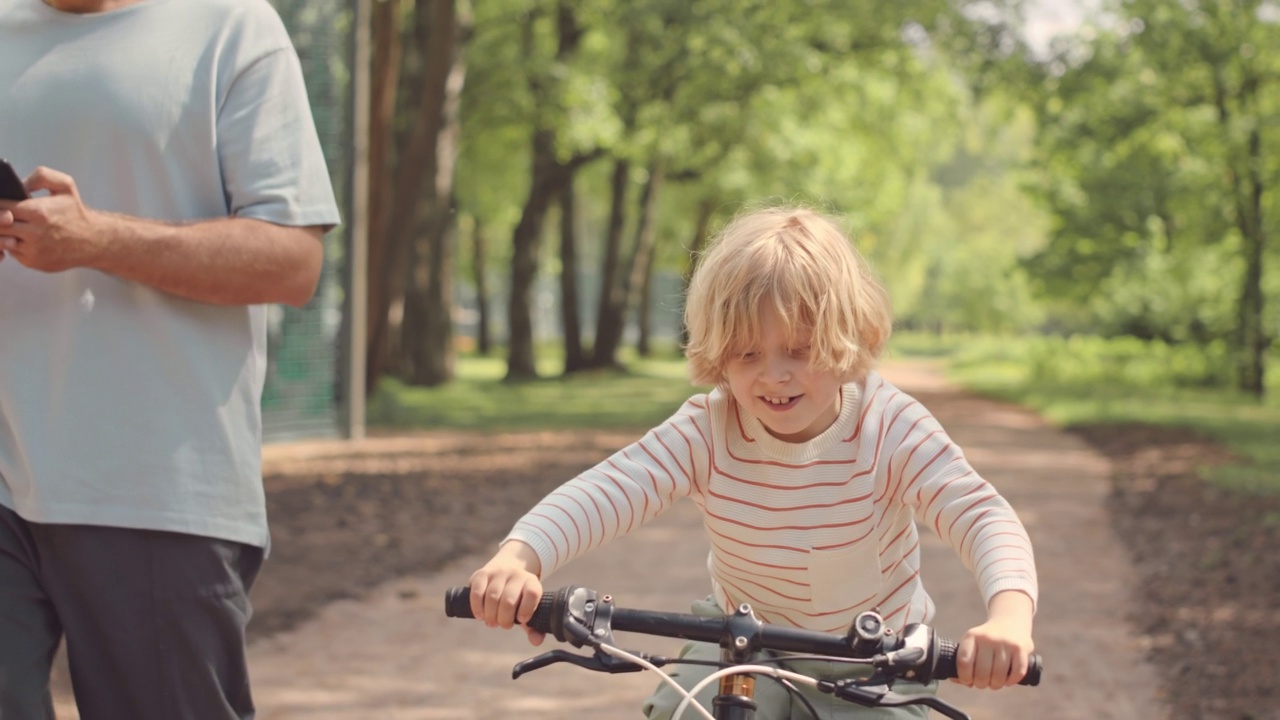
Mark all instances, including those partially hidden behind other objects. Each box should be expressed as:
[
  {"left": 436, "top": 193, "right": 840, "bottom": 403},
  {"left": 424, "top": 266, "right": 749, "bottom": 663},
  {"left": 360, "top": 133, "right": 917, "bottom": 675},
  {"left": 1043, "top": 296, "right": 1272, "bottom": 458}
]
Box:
[
  {"left": 0, "top": 167, "right": 102, "bottom": 273},
  {"left": 0, "top": 165, "right": 326, "bottom": 306},
  {"left": 0, "top": 207, "right": 9, "bottom": 263}
]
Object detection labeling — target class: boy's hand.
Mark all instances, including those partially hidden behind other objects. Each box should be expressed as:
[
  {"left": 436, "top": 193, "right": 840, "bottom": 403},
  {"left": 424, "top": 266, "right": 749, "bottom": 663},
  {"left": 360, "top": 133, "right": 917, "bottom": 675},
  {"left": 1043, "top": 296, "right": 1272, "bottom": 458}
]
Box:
[
  {"left": 468, "top": 540, "right": 546, "bottom": 645},
  {"left": 953, "top": 590, "right": 1035, "bottom": 690}
]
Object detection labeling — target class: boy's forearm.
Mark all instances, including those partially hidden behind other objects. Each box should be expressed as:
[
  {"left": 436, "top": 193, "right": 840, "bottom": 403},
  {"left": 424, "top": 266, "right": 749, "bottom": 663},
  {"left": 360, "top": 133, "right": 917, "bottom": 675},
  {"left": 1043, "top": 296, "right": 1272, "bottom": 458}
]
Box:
[
  {"left": 496, "top": 539, "right": 543, "bottom": 577},
  {"left": 986, "top": 589, "right": 1035, "bottom": 628}
]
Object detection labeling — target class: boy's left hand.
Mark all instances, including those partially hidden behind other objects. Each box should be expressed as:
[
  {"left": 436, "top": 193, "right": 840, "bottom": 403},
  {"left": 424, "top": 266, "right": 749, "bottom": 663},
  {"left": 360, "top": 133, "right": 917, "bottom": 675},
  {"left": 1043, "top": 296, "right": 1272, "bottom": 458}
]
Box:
[{"left": 953, "top": 590, "right": 1035, "bottom": 690}]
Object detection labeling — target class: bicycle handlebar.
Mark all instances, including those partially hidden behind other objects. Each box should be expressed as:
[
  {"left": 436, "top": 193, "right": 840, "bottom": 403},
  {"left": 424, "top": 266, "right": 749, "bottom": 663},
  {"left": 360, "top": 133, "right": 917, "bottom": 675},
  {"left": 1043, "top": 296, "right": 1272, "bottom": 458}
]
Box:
[{"left": 444, "top": 584, "right": 1041, "bottom": 688}]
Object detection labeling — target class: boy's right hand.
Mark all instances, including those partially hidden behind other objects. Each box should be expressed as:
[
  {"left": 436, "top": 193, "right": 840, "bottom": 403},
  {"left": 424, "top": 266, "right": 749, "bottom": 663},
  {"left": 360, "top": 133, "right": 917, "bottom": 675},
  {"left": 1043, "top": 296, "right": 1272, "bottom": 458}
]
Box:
[{"left": 467, "top": 540, "right": 546, "bottom": 645}]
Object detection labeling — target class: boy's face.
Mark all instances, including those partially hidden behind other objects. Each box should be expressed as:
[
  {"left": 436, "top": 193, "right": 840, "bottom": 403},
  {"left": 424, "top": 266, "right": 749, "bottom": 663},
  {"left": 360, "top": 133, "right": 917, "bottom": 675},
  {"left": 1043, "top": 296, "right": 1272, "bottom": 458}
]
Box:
[{"left": 723, "top": 306, "right": 843, "bottom": 444}]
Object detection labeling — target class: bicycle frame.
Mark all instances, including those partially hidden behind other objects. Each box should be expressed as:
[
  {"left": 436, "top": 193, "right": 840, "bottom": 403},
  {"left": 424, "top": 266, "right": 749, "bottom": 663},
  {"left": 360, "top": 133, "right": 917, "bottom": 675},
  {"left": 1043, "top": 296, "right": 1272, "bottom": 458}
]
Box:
[{"left": 713, "top": 655, "right": 758, "bottom": 719}]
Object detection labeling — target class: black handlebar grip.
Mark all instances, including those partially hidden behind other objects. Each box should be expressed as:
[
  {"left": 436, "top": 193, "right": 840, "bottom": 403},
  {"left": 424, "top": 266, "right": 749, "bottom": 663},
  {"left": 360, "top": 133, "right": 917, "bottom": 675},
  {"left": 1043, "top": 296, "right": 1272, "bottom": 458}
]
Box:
[
  {"left": 443, "top": 586, "right": 559, "bottom": 635},
  {"left": 444, "top": 586, "right": 476, "bottom": 619},
  {"left": 933, "top": 637, "right": 1042, "bottom": 686}
]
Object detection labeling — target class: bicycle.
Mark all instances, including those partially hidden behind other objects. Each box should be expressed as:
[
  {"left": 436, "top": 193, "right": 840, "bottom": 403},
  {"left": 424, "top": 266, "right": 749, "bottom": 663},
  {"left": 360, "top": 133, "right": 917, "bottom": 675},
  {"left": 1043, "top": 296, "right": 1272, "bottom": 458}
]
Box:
[{"left": 444, "top": 584, "right": 1042, "bottom": 720}]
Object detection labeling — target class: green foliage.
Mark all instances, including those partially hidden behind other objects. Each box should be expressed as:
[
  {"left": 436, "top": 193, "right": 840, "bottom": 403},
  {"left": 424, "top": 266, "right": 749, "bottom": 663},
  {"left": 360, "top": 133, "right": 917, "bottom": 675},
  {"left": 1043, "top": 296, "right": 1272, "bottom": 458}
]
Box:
[
  {"left": 961, "top": 334, "right": 1235, "bottom": 389},
  {"left": 434, "top": 0, "right": 1068, "bottom": 390},
  {"left": 368, "top": 349, "right": 701, "bottom": 431},
  {"left": 455, "top": 2, "right": 542, "bottom": 240},
  {"left": 943, "top": 334, "right": 1280, "bottom": 495},
  {"left": 1017, "top": 0, "right": 1280, "bottom": 369},
  {"left": 369, "top": 0, "right": 1280, "bottom": 403},
  {"left": 1087, "top": 238, "right": 1241, "bottom": 342}
]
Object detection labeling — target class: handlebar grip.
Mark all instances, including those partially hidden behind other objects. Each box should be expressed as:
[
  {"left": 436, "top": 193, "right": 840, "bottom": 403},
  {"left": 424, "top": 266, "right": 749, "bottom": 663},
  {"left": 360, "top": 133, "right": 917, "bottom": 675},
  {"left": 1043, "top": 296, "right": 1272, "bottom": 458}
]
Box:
[
  {"left": 933, "top": 637, "right": 1042, "bottom": 686},
  {"left": 443, "top": 585, "right": 559, "bottom": 635},
  {"left": 443, "top": 586, "right": 476, "bottom": 619}
]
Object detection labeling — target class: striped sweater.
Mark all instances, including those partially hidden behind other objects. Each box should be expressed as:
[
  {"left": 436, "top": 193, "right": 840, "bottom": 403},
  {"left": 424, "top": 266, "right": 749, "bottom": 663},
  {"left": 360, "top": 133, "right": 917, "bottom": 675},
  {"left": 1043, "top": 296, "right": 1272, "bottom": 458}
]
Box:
[{"left": 506, "top": 372, "right": 1038, "bottom": 633}]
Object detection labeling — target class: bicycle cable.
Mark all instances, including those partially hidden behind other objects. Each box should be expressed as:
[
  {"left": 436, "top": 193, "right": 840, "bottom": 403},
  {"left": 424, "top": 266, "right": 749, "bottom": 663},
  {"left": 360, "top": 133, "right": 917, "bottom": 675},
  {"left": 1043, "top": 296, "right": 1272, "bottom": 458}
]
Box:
[
  {"left": 651, "top": 656, "right": 829, "bottom": 718},
  {"left": 609, "top": 650, "right": 828, "bottom": 719},
  {"left": 673, "top": 665, "right": 820, "bottom": 720},
  {"left": 595, "top": 643, "right": 717, "bottom": 720}
]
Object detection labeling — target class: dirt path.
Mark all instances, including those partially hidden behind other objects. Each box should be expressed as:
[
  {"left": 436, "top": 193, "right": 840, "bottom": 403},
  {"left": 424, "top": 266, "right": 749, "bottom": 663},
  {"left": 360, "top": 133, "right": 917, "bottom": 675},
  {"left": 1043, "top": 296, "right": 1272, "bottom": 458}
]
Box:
[
  {"left": 888, "top": 362, "right": 1166, "bottom": 719},
  {"left": 52, "top": 360, "right": 1168, "bottom": 719}
]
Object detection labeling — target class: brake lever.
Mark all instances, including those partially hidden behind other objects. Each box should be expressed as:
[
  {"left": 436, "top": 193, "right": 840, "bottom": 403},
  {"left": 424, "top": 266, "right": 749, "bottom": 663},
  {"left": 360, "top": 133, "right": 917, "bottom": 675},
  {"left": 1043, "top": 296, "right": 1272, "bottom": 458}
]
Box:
[
  {"left": 512, "top": 649, "right": 594, "bottom": 679},
  {"left": 511, "top": 648, "right": 654, "bottom": 679},
  {"left": 888, "top": 695, "right": 971, "bottom": 720},
  {"left": 821, "top": 680, "right": 972, "bottom": 720}
]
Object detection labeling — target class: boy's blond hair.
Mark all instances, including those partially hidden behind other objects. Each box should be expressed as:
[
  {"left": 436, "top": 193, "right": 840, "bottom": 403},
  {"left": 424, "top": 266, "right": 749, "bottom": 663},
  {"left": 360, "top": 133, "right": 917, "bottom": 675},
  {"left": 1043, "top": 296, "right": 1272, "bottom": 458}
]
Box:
[{"left": 684, "top": 206, "right": 892, "bottom": 386}]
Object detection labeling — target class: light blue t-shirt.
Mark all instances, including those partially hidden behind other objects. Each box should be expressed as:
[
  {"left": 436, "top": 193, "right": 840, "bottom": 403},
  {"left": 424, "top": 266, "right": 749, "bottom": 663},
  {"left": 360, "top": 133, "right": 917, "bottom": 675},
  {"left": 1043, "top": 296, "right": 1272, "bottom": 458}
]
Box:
[{"left": 0, "top": 0, "right": 341, "bottom": 547}]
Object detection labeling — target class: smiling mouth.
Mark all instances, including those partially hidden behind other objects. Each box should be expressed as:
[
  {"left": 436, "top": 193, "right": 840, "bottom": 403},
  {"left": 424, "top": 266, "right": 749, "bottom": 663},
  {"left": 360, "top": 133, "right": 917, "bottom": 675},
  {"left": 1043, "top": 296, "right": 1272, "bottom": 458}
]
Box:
[{"left": 761, "top": 395, "right": 800, "bottom": 410}]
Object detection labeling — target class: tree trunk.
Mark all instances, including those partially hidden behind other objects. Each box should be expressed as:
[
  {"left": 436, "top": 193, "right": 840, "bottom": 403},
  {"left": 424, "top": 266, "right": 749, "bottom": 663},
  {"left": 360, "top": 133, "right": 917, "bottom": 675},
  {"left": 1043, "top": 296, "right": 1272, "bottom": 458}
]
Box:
[
  {"left": 505, "top": 1, "right": 592, "bottom": 381},
  {"left": 588, "top": 160, "right": 633, "bottom": 368},
  {"left": 471, "top": 217, "right": 492, "bottom": 355},
  {"left": 635, "top": 235, "right": 658, "bottom": 357},
  {"left": 679, "top": 199, "right": 717, "bottom": 350},
  {"left": 1214, "top": 67, "right": 1268, "bottom": 396},
  {"left": 403, "top": 203, "right": 458, "bottom": 385},
  {"left": 363, "top": 0, "right": 403, "bottom": 392},
  {"left": 586, "top": 26, "right": 646, "bottom": 369},
  {"left": 506, "top": 131, "right": 572, "bottom": 380},
  {"left": 396, "top": 0, "right": 468, "bottom": 387},
  {"left": 382, "top": 10, "right": 441, "bottom": 383},
  {"left": 559, "top": 181, "right": 587, "bottom": 372},
  {"left": 627, "top": 161, "right": 665, "bottom": 357},
  {"left": 1236, "top": 121, "right": 1266, "bottom": 396}
]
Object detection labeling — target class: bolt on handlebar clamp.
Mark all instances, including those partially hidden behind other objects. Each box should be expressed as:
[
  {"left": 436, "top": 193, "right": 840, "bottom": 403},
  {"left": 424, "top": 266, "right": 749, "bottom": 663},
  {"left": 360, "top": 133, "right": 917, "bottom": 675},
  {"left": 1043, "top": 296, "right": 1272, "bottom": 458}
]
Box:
[{"left": 720, "top": 603, "right": 765, "bottom": 665}]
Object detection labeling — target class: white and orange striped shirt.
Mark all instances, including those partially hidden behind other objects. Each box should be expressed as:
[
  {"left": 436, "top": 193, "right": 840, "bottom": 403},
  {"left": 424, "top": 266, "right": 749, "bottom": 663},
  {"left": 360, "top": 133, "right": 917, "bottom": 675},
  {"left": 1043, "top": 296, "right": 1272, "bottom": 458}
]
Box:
[{"left": 506, "top": 372, "right": 1038, "bottom": 633}]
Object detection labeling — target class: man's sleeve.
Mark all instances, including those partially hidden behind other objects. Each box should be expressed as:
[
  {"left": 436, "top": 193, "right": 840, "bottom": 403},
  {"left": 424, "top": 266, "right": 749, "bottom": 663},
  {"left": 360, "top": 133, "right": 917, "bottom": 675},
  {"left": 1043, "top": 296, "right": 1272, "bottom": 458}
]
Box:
[{"left": 215, "top": 17, "right": 341, "bottom": 230}]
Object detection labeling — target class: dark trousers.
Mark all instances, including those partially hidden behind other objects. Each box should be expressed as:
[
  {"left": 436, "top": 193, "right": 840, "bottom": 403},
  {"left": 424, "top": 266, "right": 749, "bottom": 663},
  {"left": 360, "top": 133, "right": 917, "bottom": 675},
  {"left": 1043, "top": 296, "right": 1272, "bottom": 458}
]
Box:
[{"left": 0, "top": 504, "right": 264, "bottom": 720}]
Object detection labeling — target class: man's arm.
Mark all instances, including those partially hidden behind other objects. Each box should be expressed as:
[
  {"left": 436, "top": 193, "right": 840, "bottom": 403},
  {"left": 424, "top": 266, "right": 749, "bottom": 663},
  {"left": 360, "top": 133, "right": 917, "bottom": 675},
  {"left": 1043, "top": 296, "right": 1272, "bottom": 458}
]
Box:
[{"left": 0, "top": 167, "right": 326, "bottom": 308}]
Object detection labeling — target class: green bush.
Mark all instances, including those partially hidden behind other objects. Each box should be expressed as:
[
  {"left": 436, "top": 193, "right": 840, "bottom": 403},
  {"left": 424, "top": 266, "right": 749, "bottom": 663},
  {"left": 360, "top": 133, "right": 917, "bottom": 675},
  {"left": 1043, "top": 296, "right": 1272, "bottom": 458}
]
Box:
[{"left": 1019, "top": 335, "right": 1232, "bottom": 389}]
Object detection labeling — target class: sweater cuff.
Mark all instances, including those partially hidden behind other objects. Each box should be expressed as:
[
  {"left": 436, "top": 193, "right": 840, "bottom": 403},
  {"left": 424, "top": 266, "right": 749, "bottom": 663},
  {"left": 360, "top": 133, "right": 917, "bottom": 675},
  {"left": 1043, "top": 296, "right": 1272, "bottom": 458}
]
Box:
[{"left": 984, "top": 576, "right": 1039, "bottom": 615}]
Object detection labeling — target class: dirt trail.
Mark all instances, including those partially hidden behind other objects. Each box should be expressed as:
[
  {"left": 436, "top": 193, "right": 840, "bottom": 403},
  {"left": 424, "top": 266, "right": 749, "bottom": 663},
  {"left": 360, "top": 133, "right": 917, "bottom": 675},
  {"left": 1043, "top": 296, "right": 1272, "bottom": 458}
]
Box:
[{"left": 51, "top": 360, "right": 1167, "bottom": 719}]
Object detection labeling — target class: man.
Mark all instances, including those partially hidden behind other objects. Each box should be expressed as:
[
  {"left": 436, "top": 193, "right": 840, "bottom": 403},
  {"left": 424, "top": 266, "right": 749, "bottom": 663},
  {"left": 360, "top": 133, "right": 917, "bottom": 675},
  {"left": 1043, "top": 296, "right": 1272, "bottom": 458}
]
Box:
[{"left": 0, "top": 0, "right": 340, "bottom": 717}]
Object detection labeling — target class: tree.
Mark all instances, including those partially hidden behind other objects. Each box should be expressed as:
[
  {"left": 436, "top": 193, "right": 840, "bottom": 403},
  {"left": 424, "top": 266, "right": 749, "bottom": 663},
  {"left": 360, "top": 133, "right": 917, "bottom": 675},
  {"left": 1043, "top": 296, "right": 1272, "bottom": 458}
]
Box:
[
  {"left": 579, "top": 0, "right": 992, "bottom": 367},
  {"left": 364, "top": 0, "right": 472, "bottom": 389},
  {"left": 400, "top": 0, "right": 471, "bottom": 386},
  {"left": 1023, "top": 0, "right": 1279, "bottom": 393},
  {"left": 558, "top": 182, "right": 588, "bottom": 371},
  {"left": 451, "top": 0, "right": 1071, "bottom": 383},
  {"left": 504, "top": 1, "right": 602, "bottom": 381}
]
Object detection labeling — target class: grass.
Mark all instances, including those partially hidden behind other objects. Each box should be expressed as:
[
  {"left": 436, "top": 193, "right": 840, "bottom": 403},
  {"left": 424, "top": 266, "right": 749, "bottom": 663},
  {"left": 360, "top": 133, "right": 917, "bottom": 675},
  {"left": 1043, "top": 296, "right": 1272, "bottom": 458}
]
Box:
[
  {"left": 902, "top": 333, "right": 1280, "bottom": 496},
  {"left": 370, "top": 333, "right": 1280, "bottom": 495},
  {"left": 367, "top": 347, "right": 702, "bottom": 432}
]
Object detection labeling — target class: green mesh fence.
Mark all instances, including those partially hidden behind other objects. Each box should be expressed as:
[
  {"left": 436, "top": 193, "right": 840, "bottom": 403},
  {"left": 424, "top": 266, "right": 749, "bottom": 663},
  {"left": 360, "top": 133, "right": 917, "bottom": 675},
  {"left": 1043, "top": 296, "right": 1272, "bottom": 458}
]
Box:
[{"left": 262, "top": 0, "right": 354, "bottom": 441}]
